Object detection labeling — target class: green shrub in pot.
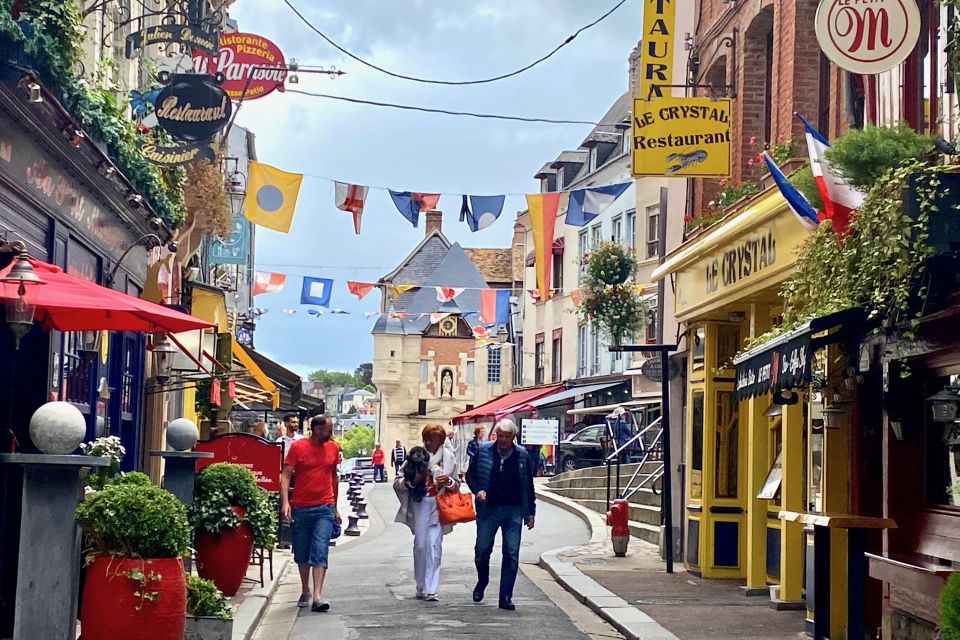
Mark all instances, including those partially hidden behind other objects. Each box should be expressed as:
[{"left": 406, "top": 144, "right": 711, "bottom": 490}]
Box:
[
  {"left": 189, "top": 463, "right": 277, "bottom": 548},
  {"left": 186, "top": 576, "right": 232, "bottom": 620}
]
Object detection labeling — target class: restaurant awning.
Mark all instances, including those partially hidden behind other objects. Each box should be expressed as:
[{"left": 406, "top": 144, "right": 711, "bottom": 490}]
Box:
[
  {"left": 502, "top": 380, "right": 624, "bottom": 413},
  {"left": 231, "top": 337, "right": 280, "bottom": 410},
  {"left": 451, "top": 384, "right": 562, "bottom": 424},
  {"left": 566, "top": 394, "right": 662, "bottom": 416},
  {"left": 732, "top": 307, "right": 866, "bottom": 402}
]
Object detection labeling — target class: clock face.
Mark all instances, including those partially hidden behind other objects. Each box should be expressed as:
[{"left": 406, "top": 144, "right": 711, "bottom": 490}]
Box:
[{"left": 439, "top": 317, "right": 457, "bottom": 336}]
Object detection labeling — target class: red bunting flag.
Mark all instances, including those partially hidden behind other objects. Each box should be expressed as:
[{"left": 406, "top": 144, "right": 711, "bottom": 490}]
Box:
[
  {"left": 346, "top": 281, "right": 376, "bottom": 300},
  {"left": 436, "top": 286, "right": 464, "bottom": 302},
  {"left": 253, "top": 271, "right": 286, "bottom": 296}
]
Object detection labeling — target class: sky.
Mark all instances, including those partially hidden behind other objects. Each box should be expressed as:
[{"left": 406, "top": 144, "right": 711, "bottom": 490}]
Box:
[{"left": 229, "top": 0, "right": 643, "bottom": 378}]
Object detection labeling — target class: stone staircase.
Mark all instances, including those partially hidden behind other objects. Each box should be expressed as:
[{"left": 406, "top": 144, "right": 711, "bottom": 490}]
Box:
[{"left": 545, "top": 462, "right": 663, "bottom": 545}]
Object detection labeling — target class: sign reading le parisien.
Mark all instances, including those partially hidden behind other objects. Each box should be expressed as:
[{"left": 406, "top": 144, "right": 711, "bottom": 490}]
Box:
[
  {"left": 632, "top": 97, "right": 731, "bottom": 178},
  {"left": 815, "top": 0, "right": 921, "bottom": 74}
]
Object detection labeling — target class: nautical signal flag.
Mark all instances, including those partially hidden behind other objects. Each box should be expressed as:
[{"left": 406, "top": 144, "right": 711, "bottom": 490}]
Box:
[
  {"left": 436, "top": 287, "right": 464, "bottom": 302},
  {"left": 479, "top": 289, "right": 510, "bottom": 324},
  {"left": 244, "top": 161, "right": 303, "bottom": 233},
  {"left": 460, "top": 194, "right": 506, "bottom": 232},
  {"left": 300, "top": 276, "right": 333, "bottom": 307},
  {"left": 346, "top": 281, "right": 376, "bottom": 300},
  {"left": 526, "top": 192, "right": 561, "bottom": 300},
  {"left": 566, "top": 182, "right": 631, "bottom": 227},
  {"left": 253, "top": 271, "right": 286, "bottom": 296},
  {"left": 334, "top": 182, "right": 368, "bottom": 235},
  {"left": 762, "top": 153, "right": 819, "bottom": 231},
  {"left": 389, "top": 191, "right": 441, "bottom": 227}
]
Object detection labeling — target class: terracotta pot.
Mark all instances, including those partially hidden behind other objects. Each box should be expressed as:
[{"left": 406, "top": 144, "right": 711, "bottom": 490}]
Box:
[
  {"left": 194, "top": 506, "right": 253, "bottom": 596},
  {"left": 79, "top": 555, "right": 186, "bottom": 640}
]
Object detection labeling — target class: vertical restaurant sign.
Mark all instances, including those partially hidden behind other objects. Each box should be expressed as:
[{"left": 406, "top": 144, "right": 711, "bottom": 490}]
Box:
[
  {"left": 632, "top": 97, "right": 731, "bottom": 177},
  {"left": 638, "top": 0, "right": 677, "bottom": 98},
  {"left": 815, "top": 0, "right": 921, "bottom": 74},
  {"left": 209, "top": 213, "right": 251, "bottom": 265},
  {"left": 192, "top": 32, "right": 288, "bottom": 100}
]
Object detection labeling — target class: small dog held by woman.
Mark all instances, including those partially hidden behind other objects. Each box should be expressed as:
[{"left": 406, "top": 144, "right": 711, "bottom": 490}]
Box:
[{"left": 403, "top": 445, "right": 432, "bottom": 502}]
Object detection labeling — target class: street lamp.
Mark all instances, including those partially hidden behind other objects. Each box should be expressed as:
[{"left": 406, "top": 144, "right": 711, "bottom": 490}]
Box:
[
  {"left": 928, "top": 386, "right": 960, "bottom": 423},
  {"left": 1, "top": 247, "right": 43, "bottom": 349},
  {"left": 151, "top": 334, "right": 177, "bottom": 385}
]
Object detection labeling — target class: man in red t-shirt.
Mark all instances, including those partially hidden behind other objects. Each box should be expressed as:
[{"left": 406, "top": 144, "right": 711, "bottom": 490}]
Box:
[
  {"left": 371, "top": 443, "right": 386, "bottom": 483},
  {"left": 281, "top": 415, "right": 341, "bottom": 612}
]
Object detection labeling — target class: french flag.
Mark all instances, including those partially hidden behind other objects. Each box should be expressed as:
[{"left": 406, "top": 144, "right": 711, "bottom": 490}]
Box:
[
  {"left": 796, "top": 113, "right": 864, "bottom": 237},
  {"left": 762, "top": 153, "right": 819, "bottom": 231},
  {"left": 479, "top": 289, "right": 510, "bottom": 324}
]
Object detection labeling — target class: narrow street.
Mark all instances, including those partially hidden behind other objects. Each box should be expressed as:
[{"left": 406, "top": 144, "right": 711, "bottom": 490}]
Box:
[{"left": 256, "top": 483, "right": 618, "bottom": 640}]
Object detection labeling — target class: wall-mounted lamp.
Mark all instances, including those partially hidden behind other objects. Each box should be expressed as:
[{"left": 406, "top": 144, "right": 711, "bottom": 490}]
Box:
[
  {"left": 97, "top": 162, "right": 116, "bottom": 179},
  {"left": 928, "top": 386, "right": 960, "bottom": 423},
  {"left": 17, "top": 76, "right": 42, "bottom": 103},
  {"left": 0, "top": 244, "right": 44, "bottom": 349},
  {"left": 127, "top": 192, "right": 144, "bottom": 209},
  {"left": 151, "top": 334, "right": 177, "bottom": 385},
  {"left": 763, "top": 402, "right": 782, "bottom": 417},
  {"left": 61, "top": 125, "right": 84, "bottom": 148},
  {"left": 772, "top": 389, "right": 799, "bottom": 406},
  {"left": 728, "top": 311, "right": 746, "bottom": 323}
]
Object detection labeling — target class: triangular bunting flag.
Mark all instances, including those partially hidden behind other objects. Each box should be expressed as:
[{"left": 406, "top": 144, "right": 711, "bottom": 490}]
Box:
[
  {"left": 461, "top": 194, "right": 506, "bottom": 232},
  {"left": 526, "top": 192, "right": 561, "bottom": 300},
  {"left": 282, "top": 309, "right": 296, "bottom": 315},
  {"left": 346, "top": 281, "right": 376, "bottom": 300},
  {"left": 334, "top": 182, "right": 368, "bottom": 235},
  {"left": 253, "top": 271, "right": 286, "bottom": 296},
  {"left": 330, "top": 309, "right": 350, "bottom": 314},
  {"left": 307, "top": 309, "right": 324, "bottom": 317},
  {"left": 430, "top": 312, "right": 451, "bottom": 324},
  {"left": 301, "top": 276, "right": 333, "bottom": 307},
  {"left": 244, "top": 161, "right": 303, "bottom": 233},
  {"left": 479, "top": 289, "right": 511, "bottom": 324},
  {"left": 566, "top": 183, "right": 631, "bottom": 227},
  {"left": 389, "top": 283, "right": 416, "bottom": 299},
  {"left": 388, "top": 191, "right": 441, "bottom": 227},
  {"left": 436, "top": 286, "right": 464, "bottom": 302}
]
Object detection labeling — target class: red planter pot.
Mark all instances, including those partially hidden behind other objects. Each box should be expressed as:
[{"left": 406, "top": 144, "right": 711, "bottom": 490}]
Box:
[
  {"left": 194, "top": 506, "right": 253, "bottom": 596},
  {"left": 79, "top": 555, "right": 186, "bottom": 640}
]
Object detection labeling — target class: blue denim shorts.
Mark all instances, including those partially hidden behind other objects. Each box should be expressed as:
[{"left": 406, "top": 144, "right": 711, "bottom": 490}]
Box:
[{"left": 291, "top": 504, "right": 335, "bottom": 567}]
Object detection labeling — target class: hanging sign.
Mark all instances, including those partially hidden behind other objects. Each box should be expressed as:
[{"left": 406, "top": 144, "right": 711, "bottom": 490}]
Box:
[
  {"left": 521, "top": 419, "right": 560, "bottom": 446},
  {"left": 195, "top": 433, "right": 283, "bottom": 491},
  {"left": 632, "top": 97, "right": 731, "bottom": 177},
  {"left": 815, "top": 0, "right": 921, "bottom": 74},
  {"left": 154, "top": 74, "right": 232, "bottom": 142},
  {"left": 126, "top": 24, "right": 219, "bottom": 58},
  {"left": 137, "top": 140, "right": 216, "bottom": 166},
  {"left": 192, "top": 32, "right": 288, "bottom": 100},
  {"left": 637, "top": 0, "right": 677, "bottom": 98},
  {"left": 209, "top": 214, "right": 251, "bottom": 265}
]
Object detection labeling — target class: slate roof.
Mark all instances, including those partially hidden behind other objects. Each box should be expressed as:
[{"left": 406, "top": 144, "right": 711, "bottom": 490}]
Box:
[
  {"left": 377, "top": 230, "right": 451, "bottom": 313},
  {"left": 402, "top": 243, "right": 490, "bottom": 334},
  {"left": 464, "top": 248, "right": 514, "bottom": 285}
]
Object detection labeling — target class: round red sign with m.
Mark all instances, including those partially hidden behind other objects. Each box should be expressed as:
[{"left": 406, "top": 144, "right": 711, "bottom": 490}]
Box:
[{"left": 815, "top": 0, "right": 920, "bottom": 74}]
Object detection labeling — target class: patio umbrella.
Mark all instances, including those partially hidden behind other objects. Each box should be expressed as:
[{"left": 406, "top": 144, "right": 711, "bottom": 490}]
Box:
[{"left": 0, "top": 257, "right": 215, "bottom": 334}]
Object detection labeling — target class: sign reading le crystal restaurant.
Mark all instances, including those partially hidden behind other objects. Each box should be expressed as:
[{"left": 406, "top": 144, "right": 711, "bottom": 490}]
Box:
[{"left": 632, "top": 97, "right": 731, "bottom": 178}]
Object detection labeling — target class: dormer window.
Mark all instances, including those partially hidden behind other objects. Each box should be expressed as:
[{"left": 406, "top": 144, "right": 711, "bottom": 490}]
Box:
[
  {"left": 622, "top": 131, "right": 630, "bottom": 156},
  {"left": 556, "top": 166, "right": 564, "bottom": 191},
  {"left": 589, "top": 148, "right": 598, "bottom": 172}
]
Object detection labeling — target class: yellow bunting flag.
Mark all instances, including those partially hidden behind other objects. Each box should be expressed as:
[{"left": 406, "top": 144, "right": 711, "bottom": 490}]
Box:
[
  {"left": 526, "top": 192, "right": 561, "bottom": 300},
  {"left": 389, "top": 283, "right": 416, "bottom": 299},
  {"left": 243, "top": 161, "right": 303, "bottom": 233}
]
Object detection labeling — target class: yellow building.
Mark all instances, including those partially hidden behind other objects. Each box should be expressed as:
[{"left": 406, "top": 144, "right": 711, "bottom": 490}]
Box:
[{"left": 652, "top": 185, "right": 860, "bottom": 631}]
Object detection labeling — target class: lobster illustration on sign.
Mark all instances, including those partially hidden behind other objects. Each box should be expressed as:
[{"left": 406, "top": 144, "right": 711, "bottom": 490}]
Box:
[{"left": 665, "top": 150, "right": 708, "bottom": 174}]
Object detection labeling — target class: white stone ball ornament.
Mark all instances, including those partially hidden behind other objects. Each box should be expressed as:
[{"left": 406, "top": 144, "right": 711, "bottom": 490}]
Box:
[
  {"left": 29, "top": 401, "right": 87, "bottom": 455},
  {"left": 166, "top": 418, "right": 199, "bottom": 451}
]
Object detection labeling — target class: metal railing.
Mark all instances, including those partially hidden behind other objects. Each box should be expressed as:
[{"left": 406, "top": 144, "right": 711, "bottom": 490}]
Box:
[{"left": 604, "top": 416, "right": 664, "bottom": 510}]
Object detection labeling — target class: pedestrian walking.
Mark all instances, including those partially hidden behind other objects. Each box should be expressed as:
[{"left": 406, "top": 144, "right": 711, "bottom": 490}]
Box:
[
  {"left": 276, "top": 413, "right": 304, "bottom": 455},
  {"left": 280, "top": 415, "right": 341, "bottom": 612},
  {"left": 393, "top": 424, "right": 459, "bottom": 601},
  {"left": 466, "top": 426, "right": 484, "bottom": 460},
  {"left": 391, "top": 439, "right": 406, "bottom": 478},
  {"left": 251, "top": 421, "right": 267, "bottom": 438},
  {"left": 466, "top": 418, "right": 536, "bottom": 611},
  {"left": 371, "top": 443, "right": 387, "bottom": 482}
]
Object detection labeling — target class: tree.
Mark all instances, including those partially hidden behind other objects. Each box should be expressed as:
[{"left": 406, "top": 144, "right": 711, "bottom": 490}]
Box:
[
  {"left": 334, "top": 425, "right": 375, "bottom": 459},
  {"left": 308, "top": 369, "right": 360, "bottom": 389},
  {"left": 355, "top": 362, "right": 374, "bottom": 388},
  {"left": 348, "top": 405, "right": 358, "bottom": 415}
]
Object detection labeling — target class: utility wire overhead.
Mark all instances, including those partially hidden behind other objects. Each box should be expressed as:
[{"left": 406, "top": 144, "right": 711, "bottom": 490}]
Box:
[{"left": 282, "top": 0, "right": 629, "bottom": 86}]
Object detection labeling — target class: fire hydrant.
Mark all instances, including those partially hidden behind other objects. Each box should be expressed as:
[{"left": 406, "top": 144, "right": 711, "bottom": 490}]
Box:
[{"left": 606, "top": 499, "right": 630, "bottom": 557}]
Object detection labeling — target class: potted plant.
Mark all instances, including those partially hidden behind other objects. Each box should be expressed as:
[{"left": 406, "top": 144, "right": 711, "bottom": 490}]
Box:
[
  {"left": 185, "top": 576, "right": 234, "bottom": 640},
  {"left": 189, "top": 463, "right": 277, "bottom": 596},
  {"left": 75, "top": 482, "right": 191, "bottom": 640},
  {"left": 577, "top": 241, "right": 649, "bottom": 348},
  {"left": 940, "top": 573, "right": 960, "bottom": 639}
]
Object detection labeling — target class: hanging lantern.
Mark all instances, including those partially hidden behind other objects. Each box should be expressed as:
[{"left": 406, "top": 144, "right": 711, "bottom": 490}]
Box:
[
  {"left": 928, "top": 387, "right": 960, "bottom": 423},
  {"left": 1, "top": 250, "right": 43, "bottom": 349},
  {"left": 151, "top": 334, "right": 178, "bottom": 385}
]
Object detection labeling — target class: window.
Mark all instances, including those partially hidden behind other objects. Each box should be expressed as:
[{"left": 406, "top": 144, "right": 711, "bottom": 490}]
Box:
[
  {"left": 625, "top": 209, "right": 636, "bottom": 249},
  {"left": 691, "top": 391, "right": 704, "bottom": 499},
  {"left": 419, "top": 359, "right": 429, "bottom": 382},
  {"left": 622, "top": 131, "right": 630, "bottom": 156},
  {"left": 577, "top": 325, "right": 588, "bottom": 377},
  {"left": 556, "top": 166, "right": 564, "bottom": 191},
  {"left": 551, "top": 250, "right": 563, "bottom": 292},
  {"left": 645, "top": 308, "right": 658, "bottom": 343},
  {"left": 466, "top": 361, "right": 475, "bottom": 385},
  {"left": 612, "top": 215, "right": 623, "bottom": 245},
  {"left": 590, "top": 224, "right": 602, "bottom": 250},
  {"left": 591, "top": 324, "right": 601, "bottom": 374},
  {"left": 692, "top": 326, "right": 706, "bottom": 370},
  {"left": 714, "top": 390, "right": 739, "bottom": 498},
  {"left": 589, "top": 147, "right": 598, "bottom": 172},
  {"left": 417, "top": 399, "right": 427, "bottom": 415},
  {"left": 646, "top": 205, "right": 660, "bottom": 259},
  {"left": 552, "top": 331, "right": 562, "bottom": 382},
  {"left": 574, "top": 425, "right": 602, "bottom": 442},
  {"left": 578, "top": 230, "right": 588, "bottom": 283},
  {"left": 535, "top": 333, "right": 545, "bottom": 386},
  {"left": 487, "top": 348, "right": 501, "bottom": 383}
]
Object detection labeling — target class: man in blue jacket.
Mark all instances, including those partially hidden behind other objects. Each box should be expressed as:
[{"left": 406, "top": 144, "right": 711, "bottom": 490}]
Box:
[{"left": 465, "top": 418, "right": 536, "bottom": 611}]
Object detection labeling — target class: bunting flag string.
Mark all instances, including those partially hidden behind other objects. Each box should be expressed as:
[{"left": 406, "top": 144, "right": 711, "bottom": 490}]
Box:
[
  {"left": 334, "top": 182, "right": 369, "bottom": 234},
  {"left": 346, "top": 280, "right": 376, "bottom": 300},
  {"left": 526, "top": 192, "right": 561, "bottom": 300},
  {"left": 436, "top": 286, "right": 464, "bottom": 302}
]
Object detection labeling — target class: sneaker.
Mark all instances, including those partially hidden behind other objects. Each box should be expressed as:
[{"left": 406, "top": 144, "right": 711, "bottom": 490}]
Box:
[
  {"left": 415, "top": 589, "right": 426, "bottom": 600},
  {"left": 296, "top": 593, "right": 311, "bottom": 608},
  {"left": 426, "top": 594, "right": 439, "bottom": 602},
  {"left": 311, "top": 600, "right": 330, "bottom": 613}
]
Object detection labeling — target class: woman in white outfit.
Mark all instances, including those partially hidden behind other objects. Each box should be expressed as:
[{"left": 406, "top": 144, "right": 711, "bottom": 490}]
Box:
[{"left": 393, "top": 424, "right": 459, "bottom": 601}]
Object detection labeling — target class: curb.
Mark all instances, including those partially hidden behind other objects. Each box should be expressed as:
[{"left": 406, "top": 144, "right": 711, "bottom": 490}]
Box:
[
  {"left": 233, "top": 553, "right": 292, "bottom": 640},
  {"left": 537, "top": 487, "right": 678, "bottom": 640}
]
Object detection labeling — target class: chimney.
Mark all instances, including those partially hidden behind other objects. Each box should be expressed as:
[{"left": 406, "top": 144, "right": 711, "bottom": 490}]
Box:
[
  {"left": 629, "top": 40, "right": 641, "bottom": 97},
  {"left": 424, "top": 209, "right": 442, "bottom": 236}
]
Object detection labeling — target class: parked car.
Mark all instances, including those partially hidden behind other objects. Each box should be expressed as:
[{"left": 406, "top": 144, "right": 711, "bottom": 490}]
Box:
[
  {"left": 339, "top": 456, "right": 376, "bottom": 483},
  {"left": 556, "top": 424, "right": 609, "bottom": 472}
]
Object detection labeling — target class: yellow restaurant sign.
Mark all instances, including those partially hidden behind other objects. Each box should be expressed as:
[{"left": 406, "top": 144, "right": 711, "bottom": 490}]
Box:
[
  {"left": 638, "top": 0, "right": 677, "bottom": 98},
  {"left": 632, "top": 97, "right": 732, "bottom": 178}
]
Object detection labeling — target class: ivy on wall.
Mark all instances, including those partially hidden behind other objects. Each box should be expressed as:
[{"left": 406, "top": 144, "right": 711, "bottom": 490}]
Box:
[{"left": 1, "top": 0, "right": 186, "bottom": 227}]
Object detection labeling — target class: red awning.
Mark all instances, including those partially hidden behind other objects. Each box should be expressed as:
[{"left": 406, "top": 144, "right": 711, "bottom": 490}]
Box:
[
  {"left": 451, "top": 384, "right": 563, "bottom": 425},
  {"left": 0, "top": 258, "right": 215, "bottom": 334},
  {"left": 552, "top": 237, "right": 564, "bottom": 254}
]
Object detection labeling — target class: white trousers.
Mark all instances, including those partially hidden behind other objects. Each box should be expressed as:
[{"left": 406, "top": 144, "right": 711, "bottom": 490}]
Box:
[{"left": 413, "top": 496, "right": 443, "bottom": 594}]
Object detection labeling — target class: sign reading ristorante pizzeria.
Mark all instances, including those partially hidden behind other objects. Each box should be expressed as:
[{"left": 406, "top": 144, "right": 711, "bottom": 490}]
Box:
[{"left": 632, "top": 97, "right": 731, "bottom": 177}]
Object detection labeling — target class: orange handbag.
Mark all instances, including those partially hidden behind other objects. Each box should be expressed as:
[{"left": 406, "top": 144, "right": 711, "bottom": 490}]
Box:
[{"left": 436, "top": 488, "right": 477, "bottom": 526}]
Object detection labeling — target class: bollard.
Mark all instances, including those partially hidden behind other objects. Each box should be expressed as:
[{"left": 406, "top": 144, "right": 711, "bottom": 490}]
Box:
[
  {"left": 355, "top": 501, "right": 369, "bottom": 519},
  {"left": 606, "top": 499, "right": 630, "bottom": 557},
  {"left": 344, "top": 515, "right": 361, "bottom": 536}
]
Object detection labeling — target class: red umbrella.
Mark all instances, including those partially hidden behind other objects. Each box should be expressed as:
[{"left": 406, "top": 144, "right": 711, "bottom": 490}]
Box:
[{"left": 0, "top": 257, "right": 215, "bottom": 334}]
